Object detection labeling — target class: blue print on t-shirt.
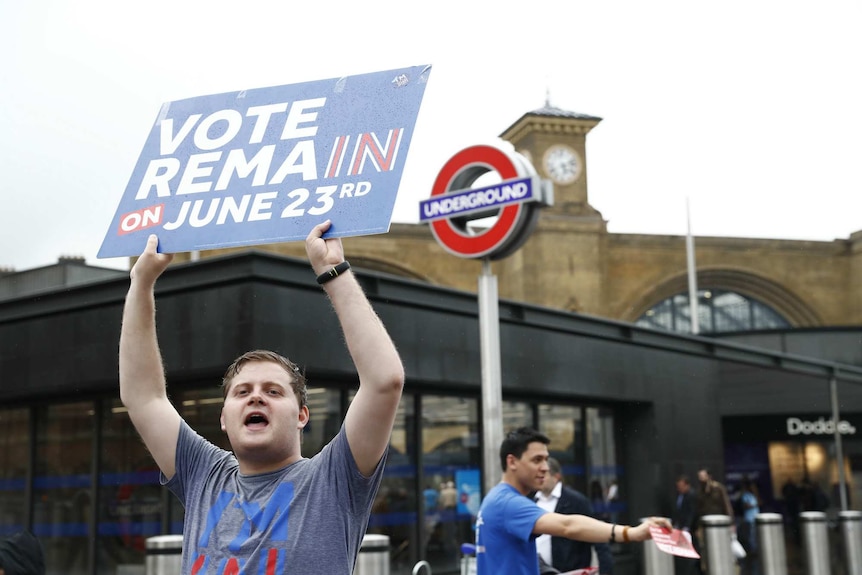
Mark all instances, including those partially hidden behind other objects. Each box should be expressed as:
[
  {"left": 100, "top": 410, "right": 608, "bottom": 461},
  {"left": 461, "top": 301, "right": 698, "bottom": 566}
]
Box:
[{"left": 198, "top": 482, "right": 294, "bottom": 553}]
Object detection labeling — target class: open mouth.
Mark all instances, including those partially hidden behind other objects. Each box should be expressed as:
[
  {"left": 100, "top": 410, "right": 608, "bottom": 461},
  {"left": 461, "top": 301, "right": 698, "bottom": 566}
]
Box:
[{"left": 244, "top": 413, "right": 269, "bottom": 429}]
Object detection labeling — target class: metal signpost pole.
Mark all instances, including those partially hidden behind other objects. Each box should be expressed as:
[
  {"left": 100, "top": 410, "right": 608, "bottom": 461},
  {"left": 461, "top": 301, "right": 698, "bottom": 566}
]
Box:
[
  {"left": 830, "top": 368, "right": 848, "bottom": 511},
  {"left": 479, "top": 258, "right": 504, "bottom": 493},
  {"left": 422, "top": 143, "right": 552, "bottom": 497}
]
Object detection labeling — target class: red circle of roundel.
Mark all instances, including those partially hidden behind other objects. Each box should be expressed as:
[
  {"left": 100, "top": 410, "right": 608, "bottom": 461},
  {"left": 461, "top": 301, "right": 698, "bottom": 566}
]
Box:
[{"left": 430, "top": 145, "right": 527, "bottom": 258}]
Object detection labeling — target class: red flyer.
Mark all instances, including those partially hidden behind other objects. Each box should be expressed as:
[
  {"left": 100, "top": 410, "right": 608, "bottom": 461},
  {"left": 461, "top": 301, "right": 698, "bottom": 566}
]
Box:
[{"left": 649, "top": 526, "right": 701, "bottom": 559}]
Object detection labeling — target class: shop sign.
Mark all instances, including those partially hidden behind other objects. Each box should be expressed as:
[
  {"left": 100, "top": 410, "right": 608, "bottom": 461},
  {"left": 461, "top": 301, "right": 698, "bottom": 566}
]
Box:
[{"left": 786, "top": 416, "right": 857, "bottom": 436}]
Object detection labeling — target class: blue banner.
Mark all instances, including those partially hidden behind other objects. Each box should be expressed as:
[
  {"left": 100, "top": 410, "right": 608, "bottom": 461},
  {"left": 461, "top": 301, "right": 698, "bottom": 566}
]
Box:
[
  {"left": 98, "top": 65, "right": 431, "bottom": 258},
  {"left": 455, "top": 468, "right": 481, "bottom": 516}
]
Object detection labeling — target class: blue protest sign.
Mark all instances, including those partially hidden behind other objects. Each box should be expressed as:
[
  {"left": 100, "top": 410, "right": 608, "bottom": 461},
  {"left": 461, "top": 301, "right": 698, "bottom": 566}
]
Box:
[{"left": 97, "top": 64, "right": 431, "bottom": 258}]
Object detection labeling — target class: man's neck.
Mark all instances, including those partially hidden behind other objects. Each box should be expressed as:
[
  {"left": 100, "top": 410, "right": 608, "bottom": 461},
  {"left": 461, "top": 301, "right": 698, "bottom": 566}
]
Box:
[
  {"left": 236, "top": 450, "right": 302, "bottom": 475},
  {"left": 502, "top": 474, "right": 531, "bottom": 496}
]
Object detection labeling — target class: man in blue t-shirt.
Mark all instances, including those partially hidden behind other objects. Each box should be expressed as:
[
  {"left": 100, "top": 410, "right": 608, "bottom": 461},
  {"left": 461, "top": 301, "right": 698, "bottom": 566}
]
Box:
[
  {"left": 476, "top": 427, "right": 671, "bottom": 575},
  {"left": 119, "top": 221, "right": 405, "bottom": 574}
]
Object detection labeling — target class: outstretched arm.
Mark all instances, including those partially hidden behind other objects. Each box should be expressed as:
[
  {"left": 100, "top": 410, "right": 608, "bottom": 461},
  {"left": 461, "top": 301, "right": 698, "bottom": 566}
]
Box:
[
  {"left": 306, "top": 220, "right": 405, "bottom": 477},
  {"left": 534, "top": 513, "right": 671, "bottom": 544},
  {"left": 119, "top": 234, "right": 182, "bottom": 479}
]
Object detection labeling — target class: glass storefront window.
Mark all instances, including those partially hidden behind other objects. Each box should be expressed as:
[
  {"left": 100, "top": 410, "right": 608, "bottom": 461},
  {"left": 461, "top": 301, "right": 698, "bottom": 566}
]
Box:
[
  {"left": 420, "top": 395, "right": 479, "bottom": 574},
  {"left": 34, "top": 402, "right": 93, "bottom": 575},
  {"left": 97, "top": 399, "right": 162, "bottom": 574},
  {"left": 539, "top": 404, "right": 584, "bottom": 491},
  {"left": 767, "top": 440, "right": 858, "bottom": 515},
  {"left": 536, "top": 404, "right": 620, "bottom": 521},
  {"left": 364, "top": 392, "right": 418, "bottom": 575},
  {"left": 502, "top": 400, "right": 533, "bottom": 433},
  {"left": 587, "top": 407, "right": 620, "bottom": 522},
  {"left": 0, "top": 407, "right": 29, "bottom": 535},
  {"left": 302, "top": 386, "right": 342, "bottom": 456},
  {"left": 179, "top": 388, "right": 231, "bottom": 450}
]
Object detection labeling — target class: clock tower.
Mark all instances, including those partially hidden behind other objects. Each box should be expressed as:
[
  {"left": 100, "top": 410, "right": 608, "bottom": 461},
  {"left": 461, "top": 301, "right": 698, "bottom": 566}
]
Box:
[
  {"left": 499, "top": 101, "right": 603, "bottom": 219},
  {"left": 496, "top": 102, "right": 608, "bottom": 312}
]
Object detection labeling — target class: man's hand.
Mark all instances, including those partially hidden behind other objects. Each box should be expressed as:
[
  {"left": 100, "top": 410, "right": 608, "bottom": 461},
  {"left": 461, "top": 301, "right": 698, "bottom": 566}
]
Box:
[
  {"left": 305, "top": 219, "right": 345, "bottom": 275},
  {"left": 628, "top": 517, "right": 673, "bottom": 542},
  {"left": 130, "top": 234, "right": 174, "bottom": 286}
]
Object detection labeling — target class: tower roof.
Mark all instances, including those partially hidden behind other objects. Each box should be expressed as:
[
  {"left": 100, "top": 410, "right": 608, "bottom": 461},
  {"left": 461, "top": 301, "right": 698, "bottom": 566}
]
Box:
[
  {"left": 523, "top": 103, "right": 602, "bottom": 122},
  {"left": 499, "top": 104, "right": 602, "bottom": 142}
]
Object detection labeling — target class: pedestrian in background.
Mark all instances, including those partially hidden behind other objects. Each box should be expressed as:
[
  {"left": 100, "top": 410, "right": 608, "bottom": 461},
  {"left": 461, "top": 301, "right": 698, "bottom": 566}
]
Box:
[
  {"left": 696, "top": 468, "right": 734, "bottom": 574},
  {"left": 672, "top": 474, "right": 702, "bottom": 575},
  {"left": 0, "top": 531, "right": 45, "bottom": 575},
  {"left": 535, "top": 457, "right": 614, "bottom": 574},
  {"left": 738, "top": 477, "right": 761, "bottom": 575}
]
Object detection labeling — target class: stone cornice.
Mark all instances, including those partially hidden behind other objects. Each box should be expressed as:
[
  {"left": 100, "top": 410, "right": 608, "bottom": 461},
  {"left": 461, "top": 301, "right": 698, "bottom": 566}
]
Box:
[{"left": 501, "top": 115, "right": 600, "bottom": 143}]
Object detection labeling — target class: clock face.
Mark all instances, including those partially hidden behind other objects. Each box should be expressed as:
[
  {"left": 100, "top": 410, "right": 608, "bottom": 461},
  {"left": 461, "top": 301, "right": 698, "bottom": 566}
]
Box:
[{"left": 543, "top": 144, "right": 581, "bottom": 185}]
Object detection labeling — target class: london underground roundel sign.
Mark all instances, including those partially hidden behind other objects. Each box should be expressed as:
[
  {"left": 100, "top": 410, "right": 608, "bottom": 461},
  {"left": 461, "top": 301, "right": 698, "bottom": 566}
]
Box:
[{"left": 419, "top": 144, "right": 552, "bottom": 260}]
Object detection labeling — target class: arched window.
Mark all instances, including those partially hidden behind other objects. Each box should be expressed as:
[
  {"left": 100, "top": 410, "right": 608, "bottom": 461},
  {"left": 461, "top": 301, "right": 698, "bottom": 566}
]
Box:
[{"left": 635, "top": 288, "right": 791, "bottom": 334}]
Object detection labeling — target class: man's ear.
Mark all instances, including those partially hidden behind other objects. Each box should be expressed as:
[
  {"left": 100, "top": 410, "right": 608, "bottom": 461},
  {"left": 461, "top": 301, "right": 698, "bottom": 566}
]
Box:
[
  {"left": 297, "top": 405, "right": 310, "bottom": 430},
  {"left": 219, "top": 409, "right": 226, "bottom": 432}
]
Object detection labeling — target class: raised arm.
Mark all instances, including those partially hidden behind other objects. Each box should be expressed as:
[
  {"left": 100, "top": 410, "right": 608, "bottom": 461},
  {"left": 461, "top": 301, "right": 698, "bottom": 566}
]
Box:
[
  {"left": 534, "top": 513, "right": 671, "bottom": 544},
  {"left": 119, "top": 234, "right": 182, "bottom": 479},
  {"left": 305, "top": 220, "right": 405, "bottom": 476}
]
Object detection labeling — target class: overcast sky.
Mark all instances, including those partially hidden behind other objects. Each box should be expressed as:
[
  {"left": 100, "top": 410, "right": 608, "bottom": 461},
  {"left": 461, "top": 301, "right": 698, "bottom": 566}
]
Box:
[{"left": 2, "top": 0, "right": 860, "bottom": 272}]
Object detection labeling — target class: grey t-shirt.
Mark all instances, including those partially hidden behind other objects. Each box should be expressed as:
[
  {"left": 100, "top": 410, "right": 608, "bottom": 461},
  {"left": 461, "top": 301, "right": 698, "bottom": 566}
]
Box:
[{"left": 163, "top": 421, "right": 385, "bottom": 574}]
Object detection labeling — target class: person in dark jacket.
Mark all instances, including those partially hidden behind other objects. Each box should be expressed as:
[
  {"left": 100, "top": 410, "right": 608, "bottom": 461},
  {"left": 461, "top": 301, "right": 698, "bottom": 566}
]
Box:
[
  {"left": 672, "top": 474, "right": 702, "bottom": 575},
  {"left": 0, "top": 531, "right": 45, "bottom": 575},
  {"left": 535, "top": 458, "right": 614, "bottom": 574}
]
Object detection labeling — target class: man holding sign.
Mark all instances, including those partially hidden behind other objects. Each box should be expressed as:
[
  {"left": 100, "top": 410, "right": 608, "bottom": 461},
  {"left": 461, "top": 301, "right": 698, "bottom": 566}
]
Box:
[{"left": 119, "top": 221, "right": 405, "bottom": 574}]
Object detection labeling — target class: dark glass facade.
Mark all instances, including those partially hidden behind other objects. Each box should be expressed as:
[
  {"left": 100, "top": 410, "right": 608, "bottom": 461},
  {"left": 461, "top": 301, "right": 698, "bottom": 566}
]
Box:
[
  {"left": 0, "top": 388, "right": 619, "bottom": 575},
  {"left": 3, "top": 251, "right": 860, "bottom": 575}
]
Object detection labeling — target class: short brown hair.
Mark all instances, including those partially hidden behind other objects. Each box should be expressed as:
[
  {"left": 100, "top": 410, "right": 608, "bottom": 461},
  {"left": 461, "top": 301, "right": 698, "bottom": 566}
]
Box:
[
  {"left": 221, "top": 350, "right": 308, "bottom": 408},
  {"left": 499, "top": 427, "right": 550, "bottom": 471}
]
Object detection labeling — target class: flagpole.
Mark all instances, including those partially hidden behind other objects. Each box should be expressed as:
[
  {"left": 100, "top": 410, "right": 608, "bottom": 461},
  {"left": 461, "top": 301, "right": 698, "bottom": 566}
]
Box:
[{"left": 686, "top": 197, "right": 699, "bottom": 335}]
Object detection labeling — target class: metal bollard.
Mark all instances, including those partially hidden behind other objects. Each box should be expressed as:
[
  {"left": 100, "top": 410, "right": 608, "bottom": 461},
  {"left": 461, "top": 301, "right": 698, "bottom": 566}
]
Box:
[
  {"left": 756, "top": 513, "right": 788, "bottom": 575},
  {"left": 641, "top": 516, "right": 674, "bottom": 575},
  {"left": 839, "top": 510, "right": 862, "bottom": 575},
  {"left": 145, "top": 535, "right": 183, "bottom": 575},
  {"left": 460, "top": 542, "right": 477, "bottom": 575},
  {"left": 800, "top": 511, "right": 831, "bottom": 575},
  {"left": 701, "top": 514, "right": 735, "bottom": 575},
  {"left": 353, "top": 534, "right": 391, "bottom": 575}
]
